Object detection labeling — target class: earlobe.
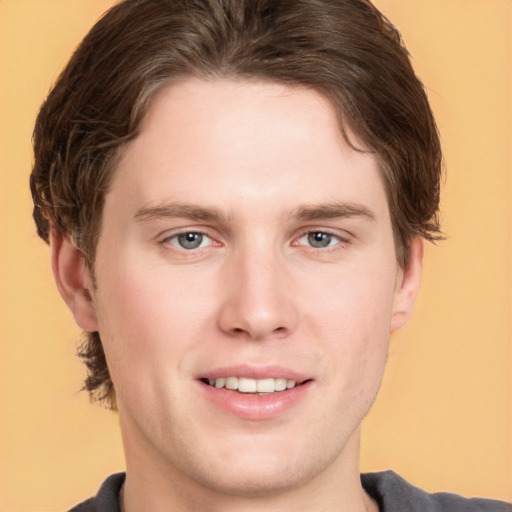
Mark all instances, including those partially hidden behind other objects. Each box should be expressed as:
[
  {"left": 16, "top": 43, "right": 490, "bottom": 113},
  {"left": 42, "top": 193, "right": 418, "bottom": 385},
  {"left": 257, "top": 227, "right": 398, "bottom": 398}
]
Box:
[
  {"left": 390, "top": 238, "right": 424, "bottom": 333},
  {"left": 50, "top": 228, "right": 99, "bottom": 332}
]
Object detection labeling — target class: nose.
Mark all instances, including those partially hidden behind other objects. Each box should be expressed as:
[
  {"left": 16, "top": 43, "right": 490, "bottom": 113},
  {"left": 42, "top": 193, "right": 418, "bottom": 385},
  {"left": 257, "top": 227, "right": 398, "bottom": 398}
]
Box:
[{"left": 217, "top": 248, "right": 299, "bottom": 341}]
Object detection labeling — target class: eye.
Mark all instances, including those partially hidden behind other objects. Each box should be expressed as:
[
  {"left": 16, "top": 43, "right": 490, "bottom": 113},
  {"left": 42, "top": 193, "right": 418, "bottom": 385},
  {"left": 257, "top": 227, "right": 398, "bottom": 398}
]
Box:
[
  {"left": 167, "top": 231, "right": 213, "bottom": 250},
  {"left": 298, "top": 231, "right": 342, "bottom": 249}
]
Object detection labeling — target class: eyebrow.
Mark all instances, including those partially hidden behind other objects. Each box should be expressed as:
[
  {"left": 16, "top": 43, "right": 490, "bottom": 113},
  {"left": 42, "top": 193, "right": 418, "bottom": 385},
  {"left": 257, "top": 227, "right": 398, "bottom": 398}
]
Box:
[
  {"left": 133, "top": 200, "right": 376, "bottom": 224},
  {"left": 290, "top": 202, "right": 376, "bottom": 222},
  {"left": 134, "top": 202, "right": 227, "bottom": 223}
]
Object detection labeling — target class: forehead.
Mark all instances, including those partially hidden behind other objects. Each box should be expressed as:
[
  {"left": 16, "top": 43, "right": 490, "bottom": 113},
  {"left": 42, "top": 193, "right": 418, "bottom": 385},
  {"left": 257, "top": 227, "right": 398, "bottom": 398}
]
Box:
[
  {"left": 132, "top": 79, "right": 350, "bottom": 169},
  {"left": 108, "top": 78, "right": 388, "bottom": 221}
]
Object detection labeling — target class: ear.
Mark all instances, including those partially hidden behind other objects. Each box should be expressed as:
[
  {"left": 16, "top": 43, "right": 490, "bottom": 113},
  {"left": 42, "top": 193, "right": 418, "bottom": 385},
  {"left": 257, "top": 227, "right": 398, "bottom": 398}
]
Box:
[
  {"left": 50, "top": 228, "right": 99, "bottom": 332},
  {"left": 390, "top": 237, "right": 424, "bottom": 333}
]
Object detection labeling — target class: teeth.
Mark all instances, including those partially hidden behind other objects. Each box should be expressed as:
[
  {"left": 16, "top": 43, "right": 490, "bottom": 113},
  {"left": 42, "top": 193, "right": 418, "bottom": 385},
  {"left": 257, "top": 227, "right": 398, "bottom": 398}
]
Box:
[
  {"left": 210, "top": 377, "right": 298, "bottom": 393},
  {"left": 238, "top": 377, "right": 257, "bottom": 392},
  {"left": 225, "top": 377, "right": 238, "bottom": 390},
  {"left": 275, "top": 378, "right": 287, "bottom": 391},
  {"left": 257, "top": 378, "right": 276, "bottom": 393}
]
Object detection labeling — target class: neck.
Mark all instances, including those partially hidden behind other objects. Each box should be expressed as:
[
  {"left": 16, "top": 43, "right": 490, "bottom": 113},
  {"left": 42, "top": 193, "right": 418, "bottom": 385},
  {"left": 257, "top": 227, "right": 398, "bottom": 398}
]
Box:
[{"left": 120, "top": 424, "right": 378, "bottom": 512}]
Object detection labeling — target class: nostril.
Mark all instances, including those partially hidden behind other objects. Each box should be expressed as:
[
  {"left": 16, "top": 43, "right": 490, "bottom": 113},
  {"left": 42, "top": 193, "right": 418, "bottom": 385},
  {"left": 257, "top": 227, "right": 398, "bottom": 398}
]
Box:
[{"left": 272, "top": 326, "right": 288, "bottom": 337}]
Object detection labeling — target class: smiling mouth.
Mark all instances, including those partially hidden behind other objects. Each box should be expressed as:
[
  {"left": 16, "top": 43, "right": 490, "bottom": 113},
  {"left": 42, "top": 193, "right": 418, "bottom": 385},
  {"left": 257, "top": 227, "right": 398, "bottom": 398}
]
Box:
[{"left": 200, "top": 377, "right": 309, "bottom": 394}]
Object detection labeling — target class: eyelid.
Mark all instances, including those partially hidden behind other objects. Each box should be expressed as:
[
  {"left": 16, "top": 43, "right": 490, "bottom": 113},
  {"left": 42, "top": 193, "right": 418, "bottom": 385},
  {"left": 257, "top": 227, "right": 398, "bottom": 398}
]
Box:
[
  {"left": 294, "top": 226, "right": 351, "bottom": 241},
  {"left": 155, "top": 224, "right": 352, "bottom": 254},
  {"left": 292, "top": 227, "right": 352, "bottom": 252},
  {"left": 158, "top": 227, "right": 221, "bottom": 252},
  {"left": 170, "top": 231, "right": 212, "bottom": 249}
]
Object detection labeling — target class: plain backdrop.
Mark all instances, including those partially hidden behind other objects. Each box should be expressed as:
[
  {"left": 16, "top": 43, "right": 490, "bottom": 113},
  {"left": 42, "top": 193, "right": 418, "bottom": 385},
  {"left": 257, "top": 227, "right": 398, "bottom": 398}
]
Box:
[{"left": 0, "top": 0, "right": 510, "bottom": 510}]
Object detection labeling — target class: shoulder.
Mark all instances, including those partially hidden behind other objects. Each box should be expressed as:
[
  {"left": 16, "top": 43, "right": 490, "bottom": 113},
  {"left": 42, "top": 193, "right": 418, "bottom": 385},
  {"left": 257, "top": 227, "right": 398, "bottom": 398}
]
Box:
[
  {"left": 361, "top": 471, "right": 511, "bottom": 512},
  {"left": 68, "top": 473, "right": 125, "bottom": 512}
]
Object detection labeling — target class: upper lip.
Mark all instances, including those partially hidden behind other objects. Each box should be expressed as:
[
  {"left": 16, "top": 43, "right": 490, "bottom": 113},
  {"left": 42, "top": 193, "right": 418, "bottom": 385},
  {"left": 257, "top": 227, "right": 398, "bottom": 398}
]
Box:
[{"left": 197, "top": 365, "right": 311, "bottom": 382}]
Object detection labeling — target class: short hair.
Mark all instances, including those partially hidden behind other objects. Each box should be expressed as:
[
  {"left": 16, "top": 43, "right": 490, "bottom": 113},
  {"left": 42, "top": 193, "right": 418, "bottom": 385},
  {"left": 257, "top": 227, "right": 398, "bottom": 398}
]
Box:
[{"left": 30, "top": 0, "right": 443, "bottom": 408}]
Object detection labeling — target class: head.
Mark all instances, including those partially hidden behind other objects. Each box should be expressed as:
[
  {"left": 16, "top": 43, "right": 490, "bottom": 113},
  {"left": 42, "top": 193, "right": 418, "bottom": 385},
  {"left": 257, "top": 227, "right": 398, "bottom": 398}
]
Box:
[{"left": 31, "top": 0, "right": 441, "bottom": 411}]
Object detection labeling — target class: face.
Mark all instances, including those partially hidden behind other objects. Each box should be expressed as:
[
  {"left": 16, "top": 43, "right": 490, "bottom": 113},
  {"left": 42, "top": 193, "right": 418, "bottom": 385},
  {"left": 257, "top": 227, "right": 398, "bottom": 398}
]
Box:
[{"left": 63, "top": 79, "right": 421, "bottom": 498}]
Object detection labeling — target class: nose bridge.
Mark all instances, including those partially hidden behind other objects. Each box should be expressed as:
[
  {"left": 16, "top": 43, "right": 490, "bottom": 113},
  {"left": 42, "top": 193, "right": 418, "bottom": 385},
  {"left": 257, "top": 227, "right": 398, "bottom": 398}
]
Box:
[{"left": 218, "top": 237, "right": 297, "bottom": 340}]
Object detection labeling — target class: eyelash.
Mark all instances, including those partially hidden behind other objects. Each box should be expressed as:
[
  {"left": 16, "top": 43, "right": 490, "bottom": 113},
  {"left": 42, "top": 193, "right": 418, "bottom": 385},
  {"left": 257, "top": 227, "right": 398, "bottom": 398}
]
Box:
[
  {"left": 160, "top": 230, "right": 217, "bottom": 253},
  {"left": 158, "top": 228, "right": 350, "bottom": 254},
  {"left": 294, "top": 230, "right": 349, "bottom": 252}
]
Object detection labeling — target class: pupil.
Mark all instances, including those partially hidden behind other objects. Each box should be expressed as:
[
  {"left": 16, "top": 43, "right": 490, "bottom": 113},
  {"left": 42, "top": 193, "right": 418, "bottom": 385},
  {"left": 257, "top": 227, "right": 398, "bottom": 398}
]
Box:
[
  {"left": 178, "top": 232, "right": 202, "bottom": 249},
  {"left": 308, "top": 232, "right": 331, "bottom": 248}
]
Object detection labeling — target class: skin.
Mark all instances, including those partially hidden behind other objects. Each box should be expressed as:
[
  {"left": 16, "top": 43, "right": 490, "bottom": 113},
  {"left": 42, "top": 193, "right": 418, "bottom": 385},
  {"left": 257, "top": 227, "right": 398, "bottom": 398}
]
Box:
[{"left": 52, "top": 79, "right": 423, "bottom": 512}]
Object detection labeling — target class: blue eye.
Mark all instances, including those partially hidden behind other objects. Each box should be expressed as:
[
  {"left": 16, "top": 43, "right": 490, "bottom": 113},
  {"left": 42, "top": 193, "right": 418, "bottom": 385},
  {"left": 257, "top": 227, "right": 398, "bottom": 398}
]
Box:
[
  {"left": 308, "top": 232, "right": 333, "bottom": 248},
  {"left": 170, "top": 232, "right": 212, "bottom": 250},
  {"left": 298, "top": 231, "right": 341, "bottom": 249}
]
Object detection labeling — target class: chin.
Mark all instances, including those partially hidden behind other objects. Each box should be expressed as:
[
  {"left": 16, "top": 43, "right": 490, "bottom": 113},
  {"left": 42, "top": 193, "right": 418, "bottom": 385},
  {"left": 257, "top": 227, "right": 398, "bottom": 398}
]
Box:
[
  {"left": 193, "top": 461, "right": 314, "bottom": 498},
  {"left": 177, "top": 435, "right": 342, "bottom": 500}
]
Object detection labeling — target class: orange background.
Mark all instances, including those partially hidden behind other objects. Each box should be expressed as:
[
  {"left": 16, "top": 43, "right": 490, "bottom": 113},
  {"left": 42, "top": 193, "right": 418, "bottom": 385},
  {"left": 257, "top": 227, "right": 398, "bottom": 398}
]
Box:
[{"left": 0, "top": 1, "right": 510, "bottom": 510}]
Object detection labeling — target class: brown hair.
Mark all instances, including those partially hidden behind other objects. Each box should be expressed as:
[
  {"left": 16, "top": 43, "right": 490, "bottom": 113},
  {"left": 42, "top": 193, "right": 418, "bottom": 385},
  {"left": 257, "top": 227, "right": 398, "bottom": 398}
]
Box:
[{"left": 30, "top": 0, "right": 443, "bottom": 408}]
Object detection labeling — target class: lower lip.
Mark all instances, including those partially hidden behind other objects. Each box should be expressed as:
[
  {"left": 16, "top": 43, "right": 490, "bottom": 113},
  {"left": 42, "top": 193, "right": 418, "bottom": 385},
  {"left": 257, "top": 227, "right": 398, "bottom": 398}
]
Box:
[{"left": 199, "top": 380, "right": 313, "bottom": 421}]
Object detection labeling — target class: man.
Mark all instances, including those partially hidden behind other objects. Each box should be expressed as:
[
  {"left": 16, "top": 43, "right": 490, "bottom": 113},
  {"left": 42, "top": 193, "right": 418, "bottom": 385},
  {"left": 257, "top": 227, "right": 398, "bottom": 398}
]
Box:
[{"left": 29, "top": 0, "right": 510, "bottom": 511}]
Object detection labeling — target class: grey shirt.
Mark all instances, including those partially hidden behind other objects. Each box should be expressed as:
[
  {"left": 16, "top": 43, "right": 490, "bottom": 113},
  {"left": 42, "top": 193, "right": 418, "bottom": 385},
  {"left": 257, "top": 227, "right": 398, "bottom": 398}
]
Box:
[{"left": 69, "top": 471, "right": 511, "bottom": 512}]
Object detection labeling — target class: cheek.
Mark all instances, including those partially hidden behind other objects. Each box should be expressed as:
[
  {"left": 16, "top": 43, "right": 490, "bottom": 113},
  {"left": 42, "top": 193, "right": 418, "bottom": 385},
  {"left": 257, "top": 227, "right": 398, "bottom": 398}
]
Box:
[
  {"left": 93, "top": 245, "right": 231, "bottom": 384},
  {"left": 92, "top": 271, "right": 203, "bottom": 416},
  {"left": 311, "top": 263, "right": 396, "bottom": 385},
  {"left": 312, "top": 260, "right": 397, "bottom": 334},
  {"left": 96, "top": 267, "right": 204, "bottom": 347}
]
